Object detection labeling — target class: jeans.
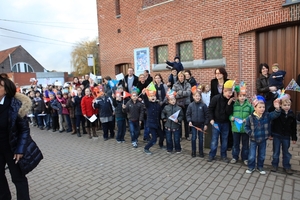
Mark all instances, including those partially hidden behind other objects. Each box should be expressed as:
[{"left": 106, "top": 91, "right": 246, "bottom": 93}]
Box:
[
  {"left": 209, "top": 122, "right": 229, "bottom": 158},
  {"left": 75, "top": 115, "right": 86, "bottom": 131},
  {"left": 44, "top": 114, "right": 52, "bottom": 129},
  {"left": 0, "top": 144, "right": 30, "bottom": 200},
  {"left": 35, "top": 113, "right": 44, "bottom": 128},
  {"left": 145, "top": 128, "right": 158, "bottom": 150},
  {"left": 143, "top": 120, "right": 150, "bottom": 140},
  {"left": 271, "top": 133, "right": 292, "bottom": 169},
  {"left": 129, "top": 120, "right": 140, "bottom": 143},
  {"left": 191, "top": 125, "right": 204, "bottom": 153},
  {"left": 248, "top": 140, "right": 267, "bottom": 170},
  {"left": 116, "top": 119, "right": 126, "bottom": 141},
  {"left": 232, "top": 132, "right": 249, "bottom": 161},
  {"left": 63, "top": 114, "right": 72, "bottom": 131},
  {"left": 165, "top": 129, "right": 181, "bottom": 152},
  {"left": 102, "top": 121, "right": 115, "bottom": 139}
]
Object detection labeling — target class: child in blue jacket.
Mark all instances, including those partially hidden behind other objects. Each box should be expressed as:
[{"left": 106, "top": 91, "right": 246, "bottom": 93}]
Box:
[
  {"left": 244, "top": 95, "right": 281, "bottom": 175},
  {"left": 141, "top": 89, "right": 161, "bottom": 155}
]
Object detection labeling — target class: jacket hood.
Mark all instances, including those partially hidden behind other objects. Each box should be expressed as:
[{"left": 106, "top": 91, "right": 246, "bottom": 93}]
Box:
[{"left": 15, "top": 93, "right": 32, "bottom": 117}]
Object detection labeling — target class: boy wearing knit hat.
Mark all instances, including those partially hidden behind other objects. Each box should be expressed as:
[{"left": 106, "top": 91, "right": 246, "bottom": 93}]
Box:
[
  {"left": 208, "top": 80, "right": 235, "bottom": 163},
  {"left": 244, "top": 95, "right": 281, "bottom": 175},
  {"left": 229, "top": 83, "right": 253, "bottom": 165}
]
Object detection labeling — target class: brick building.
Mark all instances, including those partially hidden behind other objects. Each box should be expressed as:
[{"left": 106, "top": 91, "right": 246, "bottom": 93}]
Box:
[{"left": 96, "top": 0, "right": 300, "bottom": 112}]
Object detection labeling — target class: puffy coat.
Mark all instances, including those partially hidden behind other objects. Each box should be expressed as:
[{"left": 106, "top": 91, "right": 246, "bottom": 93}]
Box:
[
  {"left": 9, "top": 93, "right": 43, "bottom": 174},
  {"left": 172, "top": 80, "right": 191, "bottom": 107}
]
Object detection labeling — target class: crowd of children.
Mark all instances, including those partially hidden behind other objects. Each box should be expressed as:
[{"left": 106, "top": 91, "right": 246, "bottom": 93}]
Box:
[{"left": 24, "top": 62, "right": 298, "bottom": 176}]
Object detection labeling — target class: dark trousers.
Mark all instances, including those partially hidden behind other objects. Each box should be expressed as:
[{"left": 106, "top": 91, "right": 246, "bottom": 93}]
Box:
[
  {"left": 102, "top": 121, "right": 115, "bottom": 139},
  {"left": 51, "top": 115, "right": 59, "bottom": 131},
  {"left": 145, "top": 128, "right": 158, "bottom": 150},
  {"left": 0, "top": 144, "right": 30, "bottom": 200}
]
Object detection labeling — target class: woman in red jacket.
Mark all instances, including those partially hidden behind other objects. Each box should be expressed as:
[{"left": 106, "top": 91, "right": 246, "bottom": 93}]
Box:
[{"left": 81, "top": 88, "right": 98, "bottom": 139}]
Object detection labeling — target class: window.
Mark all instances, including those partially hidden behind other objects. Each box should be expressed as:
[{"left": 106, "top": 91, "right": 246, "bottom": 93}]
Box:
[
  {"left": 155, "top": 45, "right": 168, "bottom": 64},
  {"left": 204, "top": 37, "right": 223, "bottom": 60},
  {"left": 177, "top": 41, "right": 193, "bottom": 62},
  {"left": 283, "top": 0, "right": 300, "bottom": 6},
  {"left": 11, "top": 62, "right": 34, "bottom": 72},
  {"left": 115, "top": 0, "right": 121, "bottom": 17}
]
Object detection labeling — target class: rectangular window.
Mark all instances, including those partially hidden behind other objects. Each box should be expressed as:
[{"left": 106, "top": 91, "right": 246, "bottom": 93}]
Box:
[
  {"left": 204, "top": 37, "right": 223, "bottom": 60},
  {"left": 155, "top": 45, "right": 168, "bottom": 64},
  {"left": 143, "top": 0, "right": 172, "bottom": 8},
  {"left": 178, "top": 41, "right": 193, "bottom": 62},
  {"left": 115, "top": 0, "right": 121, "bottom": 17}
]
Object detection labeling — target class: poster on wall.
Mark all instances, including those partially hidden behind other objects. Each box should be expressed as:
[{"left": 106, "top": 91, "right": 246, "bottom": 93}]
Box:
[{"left": 134, "top": 47, "right": 150, "bottom": 76}]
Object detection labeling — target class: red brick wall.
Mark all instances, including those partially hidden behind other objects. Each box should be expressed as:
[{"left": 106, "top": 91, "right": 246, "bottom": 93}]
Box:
[{"left": 97, "top": 0, "right": 299, "bottom": 96}]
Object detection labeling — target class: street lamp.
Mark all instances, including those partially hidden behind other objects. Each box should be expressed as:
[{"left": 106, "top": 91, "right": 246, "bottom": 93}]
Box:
[{"left": 87, "top": 54, "right": 95, "bottom": 75}]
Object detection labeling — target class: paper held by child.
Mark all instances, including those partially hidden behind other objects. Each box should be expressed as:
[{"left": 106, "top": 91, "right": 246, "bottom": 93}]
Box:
[
  {"left": 169, "top": 110, "right": 180, "bottom": 122},
  {"left": 87, "top": 114, "right": 97, "bottom": 123}
]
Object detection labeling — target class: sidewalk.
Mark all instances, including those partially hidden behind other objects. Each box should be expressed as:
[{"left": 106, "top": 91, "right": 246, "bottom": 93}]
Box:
[{"left": 6, "top": 124, "right": 300, "bottom": 200}]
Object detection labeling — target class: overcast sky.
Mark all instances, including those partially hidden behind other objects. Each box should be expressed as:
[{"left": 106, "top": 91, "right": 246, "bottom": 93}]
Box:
[{"left": 0, "top": 0, "right": 98, "bottom": 73}]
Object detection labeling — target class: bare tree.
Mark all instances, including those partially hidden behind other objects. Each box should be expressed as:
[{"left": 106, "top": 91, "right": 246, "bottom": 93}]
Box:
[{"left": 71, "top": 38, "right": 99, "bottom": 76}]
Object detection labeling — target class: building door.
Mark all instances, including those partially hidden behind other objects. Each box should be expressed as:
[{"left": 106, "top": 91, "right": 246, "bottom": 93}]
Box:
[
  {"left": 115, "top": 63, "right": 131, "bottom": 76},
  {"left": 257, "top": 25, "right": 300, "bottom": 113}
]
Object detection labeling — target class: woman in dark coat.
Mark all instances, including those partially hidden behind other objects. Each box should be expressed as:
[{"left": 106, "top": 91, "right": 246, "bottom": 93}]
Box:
[
  {"left": 256, "top": 63, "right": 277, "bottom": 111},
  {"left": 0, "top": 73, "right": 42, "bottom": 200}
]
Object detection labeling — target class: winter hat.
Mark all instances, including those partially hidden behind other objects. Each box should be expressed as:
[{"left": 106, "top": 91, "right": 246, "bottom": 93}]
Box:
[
  {"left": 223, "top": 80, "right": 235, "bottom": 91},
  {"left": 251, "top": 95, "right": 265, "bottom": 107},
  {"left": 174, "top": 56, "right": 180, "bottom": 61}
]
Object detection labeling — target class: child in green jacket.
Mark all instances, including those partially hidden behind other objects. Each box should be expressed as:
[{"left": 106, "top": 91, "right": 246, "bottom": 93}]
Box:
[{"left": 229, "top": 83, "right": 254, "bottom": 165}]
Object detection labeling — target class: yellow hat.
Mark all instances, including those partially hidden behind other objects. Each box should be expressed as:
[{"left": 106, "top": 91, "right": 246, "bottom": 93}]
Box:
[{"left": 224, "top": 80, "right": 235, "bottom": 90}]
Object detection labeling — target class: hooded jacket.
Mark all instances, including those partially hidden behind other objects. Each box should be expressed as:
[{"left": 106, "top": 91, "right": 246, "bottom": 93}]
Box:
[{"left": 8, "top": 93, "right": 43, "bottom": 174}]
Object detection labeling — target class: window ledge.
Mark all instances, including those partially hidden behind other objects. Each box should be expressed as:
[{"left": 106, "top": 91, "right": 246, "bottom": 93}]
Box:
[
  {"left": 282, "top": 1, "right": 300, "bottom": 7},
  {"left": 152, "top": 58, "right": 226, "bottom": 72}
]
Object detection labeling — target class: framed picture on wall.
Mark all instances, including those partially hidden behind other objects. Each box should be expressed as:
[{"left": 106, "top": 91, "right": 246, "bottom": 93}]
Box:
[{"left": 134, "top": 47, "right": 150, "bottom": 76}]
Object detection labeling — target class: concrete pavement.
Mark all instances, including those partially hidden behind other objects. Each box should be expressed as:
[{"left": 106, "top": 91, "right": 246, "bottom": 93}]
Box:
[{"left": 7, "top": 124, "right": 300, "bottom": 199}]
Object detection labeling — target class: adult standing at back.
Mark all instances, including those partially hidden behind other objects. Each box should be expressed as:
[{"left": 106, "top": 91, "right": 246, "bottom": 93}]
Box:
[
  {"left": 165, "top": 56, "right": 184, "bottom": 74},
  {"left": 172, "top": 71, "right": 191, "bottom": 141},
  {"left": 210, "top": 67, "right": 229, "bottom": 100},
  {"left": 256, "top": 63, "right": 277, "bottom": 111},
  {"left": 119, "top": 67, "right": 139, "bottom": 93}
]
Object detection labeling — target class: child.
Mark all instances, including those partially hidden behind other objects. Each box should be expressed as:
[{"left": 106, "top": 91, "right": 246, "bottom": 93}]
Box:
[
  {"left": 49, "top": 92, "right": 60, "bottom": 132},
  {"left": 142, "top": 89, "right": 161, "bottom": 155},
  {"left": 186, "top": 89, "right": 209, "bottom": 158},
  {"left": 81, "top": 88, "right": 98, "bottom": 139},
  {"left": 72, "top": 87, "right": 86, "bottom": 137},
  {"left": 93, "top": 90, "right": 115, "bottom": 141},
  {"left": 161, "top": 90, "right": 184, "bottom": 153},
  {"left": 112, "top": 90, "right": 127, "bottom": 143},
  {"left": 62, "top": 92, "right": 73, "bottom": 133},
  {"left": 55, "top": 91, "right": 65, "bottom": 133},
  {"left": 167, "top": 68, "right": 178, "bottom": 88},
  {"left": 244, "top": 95, "right": 281, "bottom": 174},
  {"left": 201, "top": 84, "right": 211, "bottom": 107},
  {"left": 122, "top": 89, "right": 144, "bottom": 148},
  {"left": 165, "top": 56, "right": 184, "bottom": 74},
  {"left": 269, "top": 63, "right": 286, "bottom": 92},
  {"left": 208, "top": 80, "right": 235, "bottom": 163},
  {"left": 229, "top": 83, "right": 253, "bottom": 165},
  {"left": 33, "top": 90, "right": 45, "bottom": 130},
  {"left": 270, "top": 95, "right": 297, "bottom": 175}
]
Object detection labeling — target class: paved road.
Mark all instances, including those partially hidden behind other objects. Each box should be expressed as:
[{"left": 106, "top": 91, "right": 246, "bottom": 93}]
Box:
[{"left": 7, "top": 125, "right": 300, "bottom": 200}]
